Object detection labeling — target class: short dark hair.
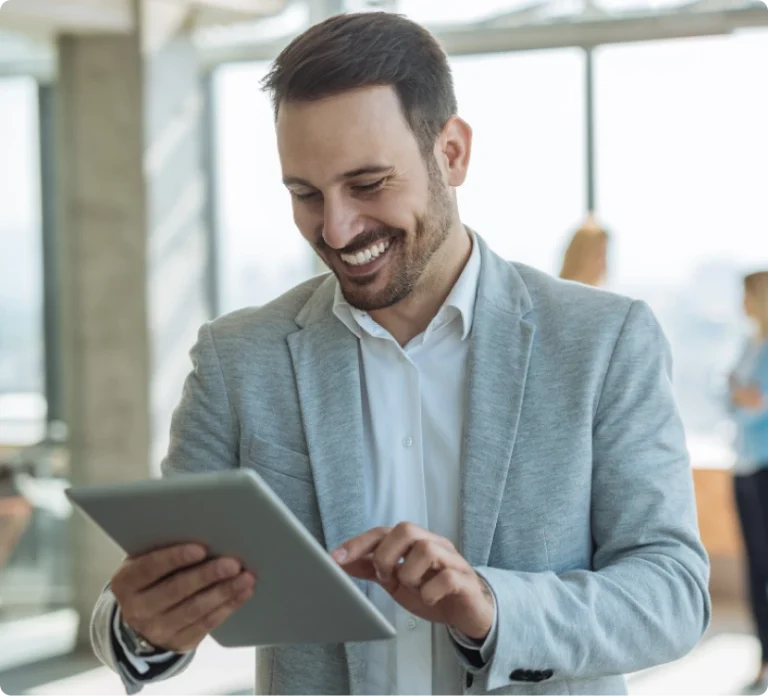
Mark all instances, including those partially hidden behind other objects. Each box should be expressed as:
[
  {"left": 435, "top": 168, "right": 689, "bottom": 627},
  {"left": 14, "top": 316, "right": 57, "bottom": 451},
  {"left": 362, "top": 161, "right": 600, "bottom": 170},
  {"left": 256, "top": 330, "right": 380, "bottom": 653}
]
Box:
[{"left": 261, "top": 12, "right": 458, "bottom": 156}]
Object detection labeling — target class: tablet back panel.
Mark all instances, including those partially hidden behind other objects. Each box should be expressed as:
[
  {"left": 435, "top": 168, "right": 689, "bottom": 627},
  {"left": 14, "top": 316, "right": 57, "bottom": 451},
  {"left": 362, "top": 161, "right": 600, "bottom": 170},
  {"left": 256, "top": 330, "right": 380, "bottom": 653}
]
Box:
[{"left": 67, "top": 469, "right": 396, "bottom": 647}]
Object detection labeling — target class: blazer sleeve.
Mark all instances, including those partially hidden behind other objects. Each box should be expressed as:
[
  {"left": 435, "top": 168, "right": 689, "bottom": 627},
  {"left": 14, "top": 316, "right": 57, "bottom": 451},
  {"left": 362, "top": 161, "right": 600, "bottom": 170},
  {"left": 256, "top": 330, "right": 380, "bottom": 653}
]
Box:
[
  {"left": 461, "top": 300, "right": 711, "bottom": 691},
  {"left": 161, "top": 321, "right": 240, "bottom": 477},
  {"left": 89, "top": 322, "right": 238, "bottom": 691}
]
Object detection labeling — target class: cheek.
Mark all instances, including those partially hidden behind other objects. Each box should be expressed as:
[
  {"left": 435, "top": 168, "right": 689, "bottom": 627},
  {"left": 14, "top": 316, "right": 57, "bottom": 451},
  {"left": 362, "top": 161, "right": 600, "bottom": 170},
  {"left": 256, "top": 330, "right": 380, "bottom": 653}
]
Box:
[{"left": 369, "top": 191, "right": 421, "bottom": 232}]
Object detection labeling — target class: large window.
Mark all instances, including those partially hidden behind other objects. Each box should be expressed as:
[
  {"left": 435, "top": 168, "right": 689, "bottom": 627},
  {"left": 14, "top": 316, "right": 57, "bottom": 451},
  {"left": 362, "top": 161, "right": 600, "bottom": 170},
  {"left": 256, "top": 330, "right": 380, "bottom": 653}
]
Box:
[
  {"left": 213, "top": 62, "right": 316, "bottom": 314},
  {"left": 451, "top": 49, "right": 586, "bottom": 273},
  {"left": 0, "top": 78, "right": 72, "bottom": 632},
  {"left": 595, "top": 32, "right": 768, "bottom": 462},
  {"left": 0, "top": 78, "right": 45, "bottom": 445}
]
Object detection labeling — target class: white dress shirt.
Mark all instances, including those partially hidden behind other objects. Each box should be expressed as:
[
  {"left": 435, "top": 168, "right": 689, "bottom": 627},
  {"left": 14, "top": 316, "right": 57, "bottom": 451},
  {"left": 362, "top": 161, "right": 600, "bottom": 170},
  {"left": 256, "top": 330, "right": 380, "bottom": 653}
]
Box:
[{"left": 332, "top": 230, "right": 496, "bottom": 695}]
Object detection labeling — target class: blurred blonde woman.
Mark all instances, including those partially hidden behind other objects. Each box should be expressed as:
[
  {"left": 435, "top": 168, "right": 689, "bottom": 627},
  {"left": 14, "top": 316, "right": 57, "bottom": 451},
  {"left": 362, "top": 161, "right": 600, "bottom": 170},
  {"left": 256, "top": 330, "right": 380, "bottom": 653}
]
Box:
[
  {"left": 729, "top": 270, "right": 768, "bottom": 693},
  {"left": 559, "top": 213, "right": 609, "bottom": 287}
]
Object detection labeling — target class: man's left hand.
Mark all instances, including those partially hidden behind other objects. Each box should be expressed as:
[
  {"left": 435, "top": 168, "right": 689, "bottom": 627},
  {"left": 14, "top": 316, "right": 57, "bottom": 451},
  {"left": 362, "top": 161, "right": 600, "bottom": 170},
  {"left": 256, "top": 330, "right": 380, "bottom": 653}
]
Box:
[{"left": 332, "top": 522, "right": 494, "bottom": 641}]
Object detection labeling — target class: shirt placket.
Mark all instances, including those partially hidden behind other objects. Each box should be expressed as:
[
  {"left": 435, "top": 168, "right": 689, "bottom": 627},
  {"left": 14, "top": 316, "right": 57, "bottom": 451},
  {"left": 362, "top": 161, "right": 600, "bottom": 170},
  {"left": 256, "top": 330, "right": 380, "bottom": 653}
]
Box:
[{"left": 395, "top": 353, "right": 432, "bottom": 696}]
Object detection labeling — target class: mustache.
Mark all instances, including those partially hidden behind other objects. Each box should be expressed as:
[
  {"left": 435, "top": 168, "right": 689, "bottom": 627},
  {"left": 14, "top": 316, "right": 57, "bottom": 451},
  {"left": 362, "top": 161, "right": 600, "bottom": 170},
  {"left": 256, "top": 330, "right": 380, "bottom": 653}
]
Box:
[{"left": 316, "top": 228, "right": 403, "bottom": 256}]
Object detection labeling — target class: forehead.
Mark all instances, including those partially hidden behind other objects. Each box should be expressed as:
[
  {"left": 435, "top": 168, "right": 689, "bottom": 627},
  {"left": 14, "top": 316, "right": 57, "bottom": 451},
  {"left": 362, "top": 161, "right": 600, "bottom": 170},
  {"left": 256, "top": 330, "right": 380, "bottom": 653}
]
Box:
[{"left": 276, "top": 86, "right": 421, "bottom": 181}]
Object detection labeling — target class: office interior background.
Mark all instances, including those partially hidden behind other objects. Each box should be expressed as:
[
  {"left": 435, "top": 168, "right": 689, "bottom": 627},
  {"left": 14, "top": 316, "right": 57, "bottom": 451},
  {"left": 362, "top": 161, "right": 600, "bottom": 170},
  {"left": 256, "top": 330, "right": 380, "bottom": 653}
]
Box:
[{"left": 1, "top": 0, "right": 767, "bottom": 693}]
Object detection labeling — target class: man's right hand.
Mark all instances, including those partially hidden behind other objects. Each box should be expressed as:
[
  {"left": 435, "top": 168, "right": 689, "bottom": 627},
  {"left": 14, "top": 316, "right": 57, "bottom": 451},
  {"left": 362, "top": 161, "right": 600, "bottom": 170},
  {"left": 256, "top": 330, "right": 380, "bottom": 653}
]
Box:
[{"left": 110, "top": 544, "right": 256, "bottom": 654}]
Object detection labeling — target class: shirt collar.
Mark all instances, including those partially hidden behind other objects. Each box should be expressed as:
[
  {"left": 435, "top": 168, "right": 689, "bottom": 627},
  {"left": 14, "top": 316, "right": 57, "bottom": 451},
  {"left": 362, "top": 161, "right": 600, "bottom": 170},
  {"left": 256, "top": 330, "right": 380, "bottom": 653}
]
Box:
[{"left": 332, "top": 227, "right": 482, "bottom": 342}]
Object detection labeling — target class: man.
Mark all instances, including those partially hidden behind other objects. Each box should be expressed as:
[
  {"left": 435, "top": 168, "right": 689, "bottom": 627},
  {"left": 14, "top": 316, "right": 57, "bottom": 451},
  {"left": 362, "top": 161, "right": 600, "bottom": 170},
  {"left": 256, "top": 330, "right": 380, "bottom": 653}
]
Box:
[{"left": 91, "top": 11, "right": 710, "bottom": 696}]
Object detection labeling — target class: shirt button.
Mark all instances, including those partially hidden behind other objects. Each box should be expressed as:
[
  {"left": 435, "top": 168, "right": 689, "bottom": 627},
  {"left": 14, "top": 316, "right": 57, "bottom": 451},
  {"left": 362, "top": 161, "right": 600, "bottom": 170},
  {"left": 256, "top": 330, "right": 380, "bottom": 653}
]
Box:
[
  {"left": 403, "top": 436, "right": 413, "bottom": 448},
  {"left": 406, "top": 617, "right": 417, "bottom": 630}
]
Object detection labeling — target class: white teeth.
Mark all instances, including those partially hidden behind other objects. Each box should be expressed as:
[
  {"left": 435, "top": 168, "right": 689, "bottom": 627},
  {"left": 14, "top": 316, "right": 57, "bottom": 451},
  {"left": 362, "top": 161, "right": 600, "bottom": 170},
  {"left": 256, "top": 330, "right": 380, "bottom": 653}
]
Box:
[{"left": 341, "top": 239, "right": 391, "bottom": 266}]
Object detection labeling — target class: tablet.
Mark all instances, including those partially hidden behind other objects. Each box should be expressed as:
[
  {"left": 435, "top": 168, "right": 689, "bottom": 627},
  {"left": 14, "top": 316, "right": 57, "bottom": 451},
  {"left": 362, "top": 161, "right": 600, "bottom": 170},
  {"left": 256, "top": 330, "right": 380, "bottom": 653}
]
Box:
[{"left": 65, "top": 468, "right": 396, "bottom": 648}]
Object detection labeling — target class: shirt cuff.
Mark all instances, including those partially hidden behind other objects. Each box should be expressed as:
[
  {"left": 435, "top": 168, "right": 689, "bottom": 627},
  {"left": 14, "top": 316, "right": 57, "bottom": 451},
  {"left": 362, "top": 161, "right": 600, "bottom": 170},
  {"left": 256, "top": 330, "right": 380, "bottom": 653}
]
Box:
[
  {"left": 112, "top": 605, "right": 179, "bottom": 675},
  {"left": 447, "top": 577, "right": 499, "bottom": 664}
]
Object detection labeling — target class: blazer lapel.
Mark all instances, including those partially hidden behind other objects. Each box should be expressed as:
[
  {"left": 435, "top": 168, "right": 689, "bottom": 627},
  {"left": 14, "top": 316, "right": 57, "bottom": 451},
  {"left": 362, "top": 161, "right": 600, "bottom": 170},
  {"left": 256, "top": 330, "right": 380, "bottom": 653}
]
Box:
[
  {"left": 461, "top": 241, "right": 536, "bottom": 567},
  {"left": 286, "top": 277, "right": 368, "bottom": 695}
]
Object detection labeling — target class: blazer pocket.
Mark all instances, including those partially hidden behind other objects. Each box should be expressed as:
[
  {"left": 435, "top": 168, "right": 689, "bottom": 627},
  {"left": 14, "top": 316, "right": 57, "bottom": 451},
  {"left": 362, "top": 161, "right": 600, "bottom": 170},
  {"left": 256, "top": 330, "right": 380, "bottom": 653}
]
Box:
[{"left": 246, "top": 434, "right": 313, "bottom": 484}]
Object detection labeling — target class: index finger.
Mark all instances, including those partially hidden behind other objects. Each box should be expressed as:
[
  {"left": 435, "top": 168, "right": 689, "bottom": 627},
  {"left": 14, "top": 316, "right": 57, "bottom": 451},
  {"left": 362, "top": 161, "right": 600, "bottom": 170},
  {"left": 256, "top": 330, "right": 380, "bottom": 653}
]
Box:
[
  {"left": 332, "top": 527, "right": 391, "bottom": 565},
  {"left": 114, "top": 544, "right": 207, "bottom": 593}
]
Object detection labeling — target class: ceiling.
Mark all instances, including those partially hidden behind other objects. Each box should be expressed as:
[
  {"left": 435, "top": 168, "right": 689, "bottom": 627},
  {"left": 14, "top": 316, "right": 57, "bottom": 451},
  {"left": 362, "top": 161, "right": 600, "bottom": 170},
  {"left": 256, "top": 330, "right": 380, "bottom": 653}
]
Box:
[
  {"left": 0, "top": 0, "right": 286, "bottom": 38},
  {"left": 0, "top": 0, "right": 765, "bottom": 77}
]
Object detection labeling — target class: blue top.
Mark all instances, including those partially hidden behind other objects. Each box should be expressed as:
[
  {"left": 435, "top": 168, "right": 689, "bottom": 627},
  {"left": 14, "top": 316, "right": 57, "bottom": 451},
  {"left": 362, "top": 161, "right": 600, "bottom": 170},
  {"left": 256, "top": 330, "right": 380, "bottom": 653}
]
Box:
[{"left": 730, "top": 338, "right": 768, "bottom": 473}]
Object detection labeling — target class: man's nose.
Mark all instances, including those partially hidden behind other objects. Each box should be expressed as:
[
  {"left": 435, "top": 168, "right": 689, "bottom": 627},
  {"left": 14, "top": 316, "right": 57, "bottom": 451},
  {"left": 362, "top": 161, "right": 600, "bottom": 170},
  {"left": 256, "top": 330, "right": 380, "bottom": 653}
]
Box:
[{"left": 322, "top": 197, "right": 365, "bottom": 250}]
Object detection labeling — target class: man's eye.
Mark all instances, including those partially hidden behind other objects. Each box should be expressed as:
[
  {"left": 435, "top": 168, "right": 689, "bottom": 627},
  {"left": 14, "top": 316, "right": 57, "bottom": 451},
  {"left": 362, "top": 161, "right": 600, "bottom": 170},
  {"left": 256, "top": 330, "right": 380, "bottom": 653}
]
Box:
[
  {"left": 294, "top": 191, "right": 320, "bottom": 201},
  {"left": 353, "top": 179, "right": 385, "bottom": 194}
]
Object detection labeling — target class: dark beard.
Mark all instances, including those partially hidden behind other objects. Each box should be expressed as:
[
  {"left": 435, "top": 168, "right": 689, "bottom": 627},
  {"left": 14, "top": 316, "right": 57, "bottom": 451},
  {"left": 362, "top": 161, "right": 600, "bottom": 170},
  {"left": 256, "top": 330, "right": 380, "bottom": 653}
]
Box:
[{"left": 328, "top": 163, "right": 453, "bottom": 312}]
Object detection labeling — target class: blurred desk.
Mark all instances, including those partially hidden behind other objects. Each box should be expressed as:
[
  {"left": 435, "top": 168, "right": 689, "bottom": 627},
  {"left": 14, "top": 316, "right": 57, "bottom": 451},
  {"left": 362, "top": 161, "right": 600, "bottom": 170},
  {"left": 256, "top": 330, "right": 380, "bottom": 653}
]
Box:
[
  {"left": 693, "top": 466, "right": 742, "bottom": 558},
  {"left": 689, "top": 436, "right": 744, "bottom": 601}
]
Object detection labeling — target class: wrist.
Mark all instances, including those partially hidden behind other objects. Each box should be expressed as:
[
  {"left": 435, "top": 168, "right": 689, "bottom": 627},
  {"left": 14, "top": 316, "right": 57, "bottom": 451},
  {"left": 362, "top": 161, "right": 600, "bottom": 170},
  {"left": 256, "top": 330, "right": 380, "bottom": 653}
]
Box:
[
  {"left": 457, "top": 578, "right": 495, "bottom": 641},
  {"left": 460, "top": 612, "right": 493, "bottom": 642},
  {"left": 119, "top": 618, "right": 164, "bottom": 656}
]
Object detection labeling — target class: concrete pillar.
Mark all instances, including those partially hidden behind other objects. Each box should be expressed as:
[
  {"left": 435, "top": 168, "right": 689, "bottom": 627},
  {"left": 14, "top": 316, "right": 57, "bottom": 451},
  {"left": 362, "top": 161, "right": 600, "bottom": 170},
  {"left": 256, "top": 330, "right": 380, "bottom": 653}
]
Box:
[{"left": 57, "top": 4, "right": 210, "bottom": 646}]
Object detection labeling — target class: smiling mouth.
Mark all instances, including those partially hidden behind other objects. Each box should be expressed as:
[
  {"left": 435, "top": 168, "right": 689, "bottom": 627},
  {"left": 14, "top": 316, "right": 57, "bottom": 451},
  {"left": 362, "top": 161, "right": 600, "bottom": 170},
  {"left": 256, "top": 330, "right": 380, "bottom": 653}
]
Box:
[
  {"left": 340, "top": 239, "right": 391, "bottom": 266},
  {"left": 338, "top": 238, "right": 394, "bottom": 277}
]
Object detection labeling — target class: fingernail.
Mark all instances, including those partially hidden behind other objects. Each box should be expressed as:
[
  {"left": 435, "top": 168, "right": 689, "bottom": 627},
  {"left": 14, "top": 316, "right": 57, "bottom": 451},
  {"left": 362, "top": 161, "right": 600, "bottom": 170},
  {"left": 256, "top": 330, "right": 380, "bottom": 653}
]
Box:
[
  {"left": 375, "top": 567, "right": 386, "bottom": 581},
  {"left": 234, "top": 574, "right": 254, "bottom": 591},
  {"left": 332, "top": 548, "right": 348, "bottom": 563},
  {"left": 186, "top": 546, "right": 205, "bottom": 562},
  {"left": 219, "top": 559, "right": 240, "bottom": 577}
]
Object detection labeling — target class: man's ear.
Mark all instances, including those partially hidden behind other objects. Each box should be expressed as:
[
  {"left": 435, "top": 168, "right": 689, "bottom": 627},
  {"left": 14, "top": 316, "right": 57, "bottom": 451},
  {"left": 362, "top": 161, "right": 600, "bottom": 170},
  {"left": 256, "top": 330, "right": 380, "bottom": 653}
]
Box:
[{"left": 435, "top": 116, "right": 473, "bottom": 187}]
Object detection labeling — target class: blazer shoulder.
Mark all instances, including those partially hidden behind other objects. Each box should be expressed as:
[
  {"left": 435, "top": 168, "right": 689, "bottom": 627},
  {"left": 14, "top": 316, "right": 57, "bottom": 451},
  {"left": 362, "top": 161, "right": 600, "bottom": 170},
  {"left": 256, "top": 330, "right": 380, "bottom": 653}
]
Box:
[
  {"left": 208, "top": 274, "right": 328, "bottom": 343},
  {"left": 512, "top": 262, "right": 635, "bottom": 331}
]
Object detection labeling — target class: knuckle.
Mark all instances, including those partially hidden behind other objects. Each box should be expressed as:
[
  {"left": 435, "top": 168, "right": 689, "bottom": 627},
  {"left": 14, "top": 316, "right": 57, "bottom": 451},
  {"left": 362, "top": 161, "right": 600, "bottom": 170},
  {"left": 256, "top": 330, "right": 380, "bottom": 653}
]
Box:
[
  {"left": 444, "top": 571, "right": 461, "bottom": 593},
  {"left": 395, "top": 521, "right": 416, "bottom": 537},
  {"left": 413, "top": 539, "right": 433, "bottom": 555}
]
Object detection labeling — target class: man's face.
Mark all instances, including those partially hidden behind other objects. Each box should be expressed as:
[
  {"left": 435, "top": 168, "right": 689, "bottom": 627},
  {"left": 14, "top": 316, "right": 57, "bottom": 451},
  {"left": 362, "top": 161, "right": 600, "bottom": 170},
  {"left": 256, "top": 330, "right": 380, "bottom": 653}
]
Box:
[{"left": 277, "top": 86, "right": 453, "bottom": 311}]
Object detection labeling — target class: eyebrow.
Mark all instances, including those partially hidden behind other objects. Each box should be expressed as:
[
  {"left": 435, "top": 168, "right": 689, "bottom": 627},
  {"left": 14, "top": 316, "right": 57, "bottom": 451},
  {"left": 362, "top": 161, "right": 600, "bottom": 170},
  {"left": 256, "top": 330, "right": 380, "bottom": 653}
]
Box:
[{"left": 283, "top": 165, "right": 393, "bottom": 188}]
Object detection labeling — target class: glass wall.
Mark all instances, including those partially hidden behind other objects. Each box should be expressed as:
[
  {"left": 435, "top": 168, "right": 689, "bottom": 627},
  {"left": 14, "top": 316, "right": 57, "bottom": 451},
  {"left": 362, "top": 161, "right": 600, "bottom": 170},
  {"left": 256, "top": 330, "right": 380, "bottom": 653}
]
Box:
[
  {"left": 0, "top": 78, "right": 72, "bottom": 627},
  {"left": 451, "top": 48, "right": 586, "bottom": 273},
  {"left": 595, "top": 32, "right": 768, "bottom": 463},
  {"left": 213, "top": 62, "right": 317, "bottom": 315},
  {"left": 0, "top": 78, "right": 45, "bottom": 446}
]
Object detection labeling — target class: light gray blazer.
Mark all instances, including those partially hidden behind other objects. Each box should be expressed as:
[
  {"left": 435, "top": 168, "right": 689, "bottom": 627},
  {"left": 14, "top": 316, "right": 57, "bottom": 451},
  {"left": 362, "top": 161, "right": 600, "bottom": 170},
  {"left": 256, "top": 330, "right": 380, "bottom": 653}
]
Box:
[{"left": 91, "top": 236, "right": 710, "bottom": 695}]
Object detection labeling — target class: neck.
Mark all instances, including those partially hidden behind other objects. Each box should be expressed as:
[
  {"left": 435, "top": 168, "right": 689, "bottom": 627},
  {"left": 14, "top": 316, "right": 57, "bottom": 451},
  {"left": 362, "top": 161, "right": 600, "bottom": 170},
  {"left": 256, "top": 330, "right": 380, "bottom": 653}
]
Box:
[{"left": 369, "top": 223, "right": 472, "bottom": 346}]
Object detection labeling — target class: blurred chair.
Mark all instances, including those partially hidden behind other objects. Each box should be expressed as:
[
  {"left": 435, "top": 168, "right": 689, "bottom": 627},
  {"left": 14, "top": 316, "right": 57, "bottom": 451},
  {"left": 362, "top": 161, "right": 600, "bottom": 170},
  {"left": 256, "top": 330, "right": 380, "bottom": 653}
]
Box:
[
  {"left": 0, "top": 465, "right": 32, "bottom": 575},
  {"left": 559, "top": 212, "right": 610, "bottom": 287}
]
